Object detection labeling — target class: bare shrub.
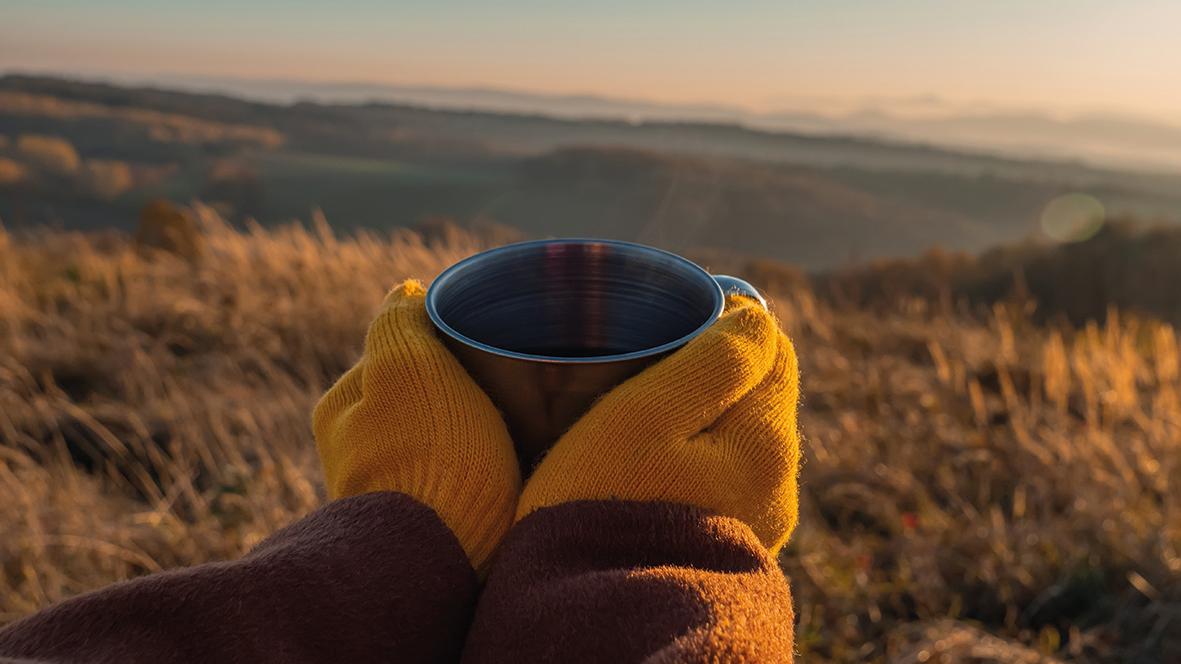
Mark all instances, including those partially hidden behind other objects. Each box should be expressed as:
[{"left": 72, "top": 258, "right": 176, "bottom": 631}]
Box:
[
  {"left": 16, "top": 134, "right": 81, "bottom": 175},
  {"left": 133, "top": 199, "right": 205, "bottom": 262},
  {"left": 78, "top": 159, "right": 135, "bottom": 199},
  {"left": 0, "top": 157, "right": 28, "bottom": 185}
]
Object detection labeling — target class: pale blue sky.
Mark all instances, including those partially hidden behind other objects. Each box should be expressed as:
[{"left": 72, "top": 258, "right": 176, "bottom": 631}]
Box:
[{"left": 2, "top": 1, "right": 1179, "bottom": 118}]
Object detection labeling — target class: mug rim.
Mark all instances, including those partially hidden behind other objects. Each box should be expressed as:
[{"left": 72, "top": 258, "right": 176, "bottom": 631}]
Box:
[{"left": 426, "top": 238, "right": 725, "bottom": 364}]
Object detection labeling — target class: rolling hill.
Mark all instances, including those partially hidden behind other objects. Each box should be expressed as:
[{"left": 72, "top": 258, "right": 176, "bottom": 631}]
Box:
[{"left": 2, "top": 74, "right": 1179, "bottom": 268}]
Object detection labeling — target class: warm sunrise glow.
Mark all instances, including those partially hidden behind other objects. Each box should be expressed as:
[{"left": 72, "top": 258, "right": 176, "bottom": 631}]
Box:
[
  {"left": 3, "top": 1, "right": 1181, "bottom": 120},
  {"left": 1041, "top": 193, "right": 1106, "bottom": 243}
]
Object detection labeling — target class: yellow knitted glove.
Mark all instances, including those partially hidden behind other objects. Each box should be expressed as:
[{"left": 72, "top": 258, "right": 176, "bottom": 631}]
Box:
[
  {"left": 517, "top": 297, "right": 802, "bottom": 554},
  {"left": 312, "top": 280, "right": 521, "bottom": 571}
]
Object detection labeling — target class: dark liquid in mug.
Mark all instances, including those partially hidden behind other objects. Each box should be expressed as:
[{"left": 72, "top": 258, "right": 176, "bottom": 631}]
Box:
[{"left": 511, "top": 345, "right": 637, "bottom": 358}]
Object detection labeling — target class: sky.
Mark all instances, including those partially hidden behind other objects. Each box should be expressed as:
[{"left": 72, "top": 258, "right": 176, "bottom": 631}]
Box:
[{"left": 3, "top": 0, "right": 1181, "bottom": 121}]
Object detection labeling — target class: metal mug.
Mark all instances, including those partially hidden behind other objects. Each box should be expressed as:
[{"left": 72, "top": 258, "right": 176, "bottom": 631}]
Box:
[{"left": 426, "top": 238, "right": 765, "bottom": 470}]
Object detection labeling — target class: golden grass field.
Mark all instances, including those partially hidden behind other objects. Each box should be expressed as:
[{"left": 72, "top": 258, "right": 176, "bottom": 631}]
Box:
[{"left": 1, "top": 207, "right": 1178, "bottom": 662}]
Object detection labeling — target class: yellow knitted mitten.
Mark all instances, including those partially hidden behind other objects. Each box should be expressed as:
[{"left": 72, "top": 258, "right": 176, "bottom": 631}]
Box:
[
  {"left": 517, "top": 297, "right": 802, "bottom": 554},
  {"left": 312, "top": 280, "right": 521, "bottom": 571}
]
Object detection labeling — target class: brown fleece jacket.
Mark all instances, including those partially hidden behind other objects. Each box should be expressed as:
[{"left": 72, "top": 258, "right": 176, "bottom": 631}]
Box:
[
  {"left": 0, "top": 493, "right": 478, "bottom": 664},
  {"left": 465, "top": 500, "right": 795, "bottom": 663},
  {"left": 0, "top": 493, "right": 794, "bottom": 663}
]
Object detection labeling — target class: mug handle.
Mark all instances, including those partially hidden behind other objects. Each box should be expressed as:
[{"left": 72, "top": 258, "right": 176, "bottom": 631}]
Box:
[{"left": 713, "top": 275, "right": 767, "bottom": 309}]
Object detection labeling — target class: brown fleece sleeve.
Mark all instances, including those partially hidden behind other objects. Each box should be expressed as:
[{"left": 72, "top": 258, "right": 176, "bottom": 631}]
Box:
[
  {"left": 463, "top": 500, "right": 795, "bottom": 663},
  {"left": 0, "top": 492, "right": 478, "bottom": 664}
]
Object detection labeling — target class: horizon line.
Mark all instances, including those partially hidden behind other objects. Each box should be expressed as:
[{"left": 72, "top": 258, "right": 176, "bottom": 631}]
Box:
[
  {"left": 4, "top": 66, "right": 1181, "bottom": 177},
  {"left": 4, "top": 65, "right": 1180, "bottom": 128}
]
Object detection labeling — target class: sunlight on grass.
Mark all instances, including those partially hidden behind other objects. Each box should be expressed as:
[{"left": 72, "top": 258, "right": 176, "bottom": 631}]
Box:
[{"left": 0, "top": 210, "right": 1177, "bottom": 661}]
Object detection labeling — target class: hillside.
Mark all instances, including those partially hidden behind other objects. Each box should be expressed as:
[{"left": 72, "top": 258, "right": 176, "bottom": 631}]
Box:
[
  {"left": 811, "top": 219, "right": 1181, "bottom": 327},
  {"left": 138, "top": 73, "right": 1181, "bottom": 173},
  {"left": 504, "top": 148, "right": 1013, "bottom": 264},
  {"left": 0, "top": 213, "right": 1177, "bottom": 662},
  {"left": 2, "top": 75, "right": 1180, "bottom": 268}
]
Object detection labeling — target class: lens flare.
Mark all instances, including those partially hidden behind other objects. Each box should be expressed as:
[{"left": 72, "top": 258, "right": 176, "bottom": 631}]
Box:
[{"left": 1040, "top": 193, "right": 1105, "bottom": 243}]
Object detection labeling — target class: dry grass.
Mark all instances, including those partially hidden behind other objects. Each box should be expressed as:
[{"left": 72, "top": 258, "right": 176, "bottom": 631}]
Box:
[{"left": 1, "top": 211, "right": 1177, "bottom": 662}]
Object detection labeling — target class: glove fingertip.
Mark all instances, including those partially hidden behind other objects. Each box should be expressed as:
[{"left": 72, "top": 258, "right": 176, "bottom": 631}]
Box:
[
  {"left": 397, "top": 279, "right": 427, "bottom": 297},
  {"left": 370, "top": 280, "right": 433, "bottom": 338},
  {"left": 381, "top": 278, "right": 427, "bottom": 306}
]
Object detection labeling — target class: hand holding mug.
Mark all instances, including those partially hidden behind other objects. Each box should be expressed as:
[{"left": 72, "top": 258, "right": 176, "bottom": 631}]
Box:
[
  {"left": 312, "top": 280, "right": 522, "bottom": 572},
  {"left": 517, "top": 295, "right": 803, "bottom": 554}
]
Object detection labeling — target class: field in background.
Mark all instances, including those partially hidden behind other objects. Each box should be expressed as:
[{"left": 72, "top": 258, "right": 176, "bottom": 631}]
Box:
[
  {"left": 1, "top": 211, "right": 1177, "bottom": 662},
  {"left": 4, "top": 75, "right": 1181, "bottom": 269}
]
